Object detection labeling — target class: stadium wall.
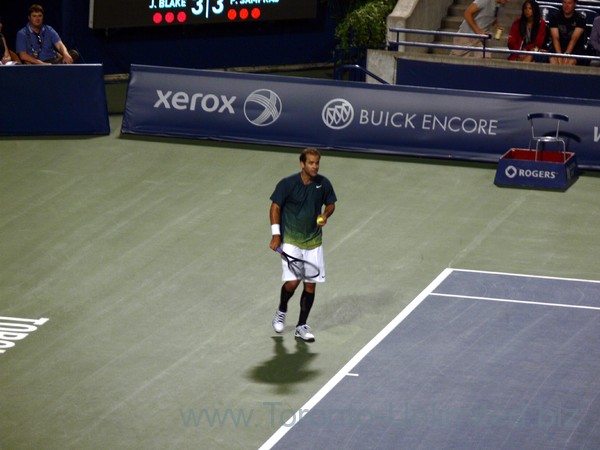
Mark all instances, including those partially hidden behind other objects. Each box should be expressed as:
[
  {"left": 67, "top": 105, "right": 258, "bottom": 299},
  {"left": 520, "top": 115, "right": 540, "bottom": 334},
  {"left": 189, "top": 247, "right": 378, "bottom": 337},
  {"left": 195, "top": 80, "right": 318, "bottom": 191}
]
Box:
[{"left": 2, "top": 0, "right": 337, "bottom": 75}]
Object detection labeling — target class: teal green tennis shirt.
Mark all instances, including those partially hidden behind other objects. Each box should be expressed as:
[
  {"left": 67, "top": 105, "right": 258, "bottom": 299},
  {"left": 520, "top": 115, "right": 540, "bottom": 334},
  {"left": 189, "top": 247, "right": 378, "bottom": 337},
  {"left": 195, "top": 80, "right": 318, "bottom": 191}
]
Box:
[{"left": 270, "top": 173, "right": 337, "bottom": 249}]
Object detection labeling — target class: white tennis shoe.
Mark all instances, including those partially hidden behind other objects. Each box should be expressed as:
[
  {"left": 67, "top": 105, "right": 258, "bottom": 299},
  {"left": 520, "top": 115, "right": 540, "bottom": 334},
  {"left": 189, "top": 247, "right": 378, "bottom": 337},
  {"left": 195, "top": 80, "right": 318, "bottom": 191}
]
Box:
[
  {"left": 295, "top": 324, "right": 315, "bottom": 342},
  {"left": 272, "top": 310, "right": 286, "bottom": 333}
]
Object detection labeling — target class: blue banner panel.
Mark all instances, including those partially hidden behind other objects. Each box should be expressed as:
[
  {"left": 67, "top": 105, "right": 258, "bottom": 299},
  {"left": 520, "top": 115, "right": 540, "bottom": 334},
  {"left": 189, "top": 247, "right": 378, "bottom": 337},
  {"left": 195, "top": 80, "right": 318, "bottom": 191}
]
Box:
[
  {"left": 0, "top": 64, "right": 109, "bottom": 136},
  {"left": 122, "top": 65, "right": 600, "bottom": 169},
  {"left": 396, "top": 58, "right": 600, "bottom": 101}
]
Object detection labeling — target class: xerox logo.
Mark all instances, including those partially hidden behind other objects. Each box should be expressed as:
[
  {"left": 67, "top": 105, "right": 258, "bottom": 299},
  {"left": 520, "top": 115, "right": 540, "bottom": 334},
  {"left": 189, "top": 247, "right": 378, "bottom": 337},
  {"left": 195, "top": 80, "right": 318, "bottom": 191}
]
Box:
[
  {"left": 243, "top": 89, "right": 282, "bottom": 127},
  {"left": 322, "top": 98, "right": 354, "bottom": 130},
  {"left": 154, "top": 90, "right": 236, "bottom": 113},
  {"left": 152, "top": 88, "right": 284, "bottom": 127}
]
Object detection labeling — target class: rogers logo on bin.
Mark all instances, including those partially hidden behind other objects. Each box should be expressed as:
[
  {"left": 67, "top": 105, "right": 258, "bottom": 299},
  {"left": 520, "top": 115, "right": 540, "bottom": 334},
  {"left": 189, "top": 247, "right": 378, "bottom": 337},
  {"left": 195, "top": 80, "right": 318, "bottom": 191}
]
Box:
[
  {"left": 505, "top": 165, "right": 518, "bottom": 179},
  {"left": 243, "top": 89, "right": 282, "bottom": 127},
  {"left": 322, "top": 98, "right": 354, "bottom": 130},
  {"left": 506, "top": 165, "right": 557, "bottom": 179}
]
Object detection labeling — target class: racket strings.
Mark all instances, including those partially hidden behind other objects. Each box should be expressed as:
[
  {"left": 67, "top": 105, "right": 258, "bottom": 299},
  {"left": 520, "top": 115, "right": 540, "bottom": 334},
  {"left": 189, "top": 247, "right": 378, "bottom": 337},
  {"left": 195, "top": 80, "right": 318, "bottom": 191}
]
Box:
[
  {"left": 284, "top": 256, "right": 320, "bottom": 279},
  {"left": 289, "top": 260, "right": 304, "bottom": 278}
]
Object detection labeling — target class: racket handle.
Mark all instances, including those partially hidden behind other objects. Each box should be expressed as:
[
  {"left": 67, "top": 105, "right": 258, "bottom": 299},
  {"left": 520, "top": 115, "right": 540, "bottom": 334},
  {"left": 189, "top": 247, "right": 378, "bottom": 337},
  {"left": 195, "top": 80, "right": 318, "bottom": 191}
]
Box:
[{"left": 276, "top": 247, "right": 283, "bottom": 254}]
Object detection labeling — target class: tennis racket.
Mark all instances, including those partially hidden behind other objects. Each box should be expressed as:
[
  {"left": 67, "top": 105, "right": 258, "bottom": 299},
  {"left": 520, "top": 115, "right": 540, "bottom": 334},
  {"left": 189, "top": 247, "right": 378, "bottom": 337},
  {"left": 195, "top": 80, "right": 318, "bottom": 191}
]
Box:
[{"left": 276, "top": 247, "right": 321, "bottom": 279}]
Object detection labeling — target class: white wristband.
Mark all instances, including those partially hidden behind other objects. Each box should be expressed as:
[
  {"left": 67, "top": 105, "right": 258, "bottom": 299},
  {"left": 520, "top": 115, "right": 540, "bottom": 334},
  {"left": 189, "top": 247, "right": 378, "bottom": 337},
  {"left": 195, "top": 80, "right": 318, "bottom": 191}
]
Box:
[{"left": 271, "top": 224, "right": 281, "bottom": 235}]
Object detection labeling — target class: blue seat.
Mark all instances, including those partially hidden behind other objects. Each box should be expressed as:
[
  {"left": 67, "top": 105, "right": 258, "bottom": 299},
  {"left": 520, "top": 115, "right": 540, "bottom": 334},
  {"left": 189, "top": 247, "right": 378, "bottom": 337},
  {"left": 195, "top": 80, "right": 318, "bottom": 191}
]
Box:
[
  {"left": 539, "top": 4, "right": 560, "bottom": 21},
  {"left": 577, "top": 8, "right": 598, "bottom": 25}
]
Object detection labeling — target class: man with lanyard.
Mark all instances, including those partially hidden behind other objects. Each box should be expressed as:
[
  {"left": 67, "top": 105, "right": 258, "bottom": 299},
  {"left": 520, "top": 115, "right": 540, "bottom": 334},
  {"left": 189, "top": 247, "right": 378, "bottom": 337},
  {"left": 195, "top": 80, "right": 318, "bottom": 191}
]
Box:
[
  {"left": 269, "top": 148, "right": 337, "bottom": 342},
  {"left": 16, "top": 4, "right": 78, "bottom": 65},
  {"left": 548, "top": 0, "right": 586, "bottom": 65}
]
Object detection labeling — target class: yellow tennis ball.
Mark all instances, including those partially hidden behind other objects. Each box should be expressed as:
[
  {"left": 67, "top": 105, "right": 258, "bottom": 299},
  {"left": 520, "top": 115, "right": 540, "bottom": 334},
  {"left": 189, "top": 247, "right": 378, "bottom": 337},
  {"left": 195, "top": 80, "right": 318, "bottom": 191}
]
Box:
[{"left": 317, "top": 217, "right": 325, "bottom": 225}]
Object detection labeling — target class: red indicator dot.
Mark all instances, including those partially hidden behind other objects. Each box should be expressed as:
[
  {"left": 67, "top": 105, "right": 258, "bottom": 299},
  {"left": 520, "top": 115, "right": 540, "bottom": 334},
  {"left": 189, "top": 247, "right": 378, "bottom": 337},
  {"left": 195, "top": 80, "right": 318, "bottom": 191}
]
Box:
[
  {"left": 177, "top": 11, "right": 187, "bottom": 23},
  {"left": 165, "top": 12, "right": 175, "bottom": 23},
  {"left": 227, "top": 9, "right": 237, "bottom": 20},
  {"left": 240, "top": 8, "right": 249, "bottom": 20},
  {"left": 153, "top": 12, "right": 163, "bottom": 24},
  {"left": 251, "top": 8, "right": 261, "bottom": 19}
]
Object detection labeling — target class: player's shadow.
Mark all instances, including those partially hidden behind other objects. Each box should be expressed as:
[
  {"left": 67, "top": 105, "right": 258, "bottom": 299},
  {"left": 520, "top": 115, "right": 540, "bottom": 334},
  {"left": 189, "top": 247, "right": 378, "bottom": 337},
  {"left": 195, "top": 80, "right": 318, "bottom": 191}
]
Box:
[{"left": 247, "top": 336, "right": 321, "bottom": 394}]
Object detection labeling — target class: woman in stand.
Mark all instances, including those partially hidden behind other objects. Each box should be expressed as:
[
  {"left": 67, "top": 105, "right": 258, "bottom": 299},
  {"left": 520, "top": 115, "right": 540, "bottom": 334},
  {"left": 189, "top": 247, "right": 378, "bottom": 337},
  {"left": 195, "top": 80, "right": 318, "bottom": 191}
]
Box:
[
  {"left": 0, "top": 16, "right": 16, "bottom": 65},
  {"left": 508, "top": 0, "right": 547, "bottom": 62}
]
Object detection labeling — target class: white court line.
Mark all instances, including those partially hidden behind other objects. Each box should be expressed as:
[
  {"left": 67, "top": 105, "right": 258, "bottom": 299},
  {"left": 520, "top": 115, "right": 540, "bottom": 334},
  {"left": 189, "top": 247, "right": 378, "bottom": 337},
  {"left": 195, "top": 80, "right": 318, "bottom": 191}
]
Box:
[
  {"left": 430, "top": 292, "right": 600, "bottom": 311},
  {"left": 258, "top": 268, "right": 455, "bottom": 450},
  {"left": 327, "top": 208, "right": 384, "bottom": 254},
  {"left": 450, "top": 268, "right": 600, "bottom": 284}
]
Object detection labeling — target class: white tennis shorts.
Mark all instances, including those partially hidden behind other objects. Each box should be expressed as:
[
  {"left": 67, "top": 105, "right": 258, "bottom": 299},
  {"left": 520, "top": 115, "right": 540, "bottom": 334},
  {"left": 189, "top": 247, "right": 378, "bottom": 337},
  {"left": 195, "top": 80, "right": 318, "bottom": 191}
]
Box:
[{"left": 281, "top": 243, "right": 326, "bottom": 283}]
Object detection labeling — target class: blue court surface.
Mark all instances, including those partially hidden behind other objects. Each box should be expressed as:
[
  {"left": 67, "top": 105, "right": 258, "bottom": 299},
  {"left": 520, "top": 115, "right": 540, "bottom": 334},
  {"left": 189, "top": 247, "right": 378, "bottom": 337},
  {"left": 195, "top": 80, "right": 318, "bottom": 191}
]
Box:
[{"left": 261, "top": 269, "right": 600, "bottom": 449}]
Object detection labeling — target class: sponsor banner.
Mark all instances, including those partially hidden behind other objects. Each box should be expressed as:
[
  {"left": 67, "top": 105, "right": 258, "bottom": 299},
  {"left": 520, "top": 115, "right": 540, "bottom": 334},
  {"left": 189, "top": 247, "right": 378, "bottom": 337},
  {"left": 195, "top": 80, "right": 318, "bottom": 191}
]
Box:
[{"left": 122, "top": 65, "right": 600, "bottom": 169}]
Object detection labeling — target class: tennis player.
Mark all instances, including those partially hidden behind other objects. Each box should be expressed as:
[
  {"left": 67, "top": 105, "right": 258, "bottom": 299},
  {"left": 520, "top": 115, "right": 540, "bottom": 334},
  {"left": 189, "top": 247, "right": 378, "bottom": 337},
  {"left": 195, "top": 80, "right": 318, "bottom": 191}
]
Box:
[{"left": 269, "top": 148, "right": 337, "bottom": 342}]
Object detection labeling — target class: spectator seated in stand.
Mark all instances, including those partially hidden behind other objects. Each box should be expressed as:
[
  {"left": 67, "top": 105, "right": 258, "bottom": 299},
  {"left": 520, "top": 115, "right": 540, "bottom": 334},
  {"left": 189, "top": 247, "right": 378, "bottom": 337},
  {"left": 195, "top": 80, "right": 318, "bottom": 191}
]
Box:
[
  {"left": 508, "top": 0, "right": 548, "bottom": 61},
  {"left": 547, "top": 0, "right": 587, "bottom": 65},
  {"left": 0, "top": 15, "right": 19, "bottom": 65},
  {"left": 588, "top": 15, "right": 600, "bottom": 64},
  {"left": 15, "top": 4, "right": 79, "bottom": 65},
  {"left": 586, "top": 15, "right": 600, "bottom": 67}
]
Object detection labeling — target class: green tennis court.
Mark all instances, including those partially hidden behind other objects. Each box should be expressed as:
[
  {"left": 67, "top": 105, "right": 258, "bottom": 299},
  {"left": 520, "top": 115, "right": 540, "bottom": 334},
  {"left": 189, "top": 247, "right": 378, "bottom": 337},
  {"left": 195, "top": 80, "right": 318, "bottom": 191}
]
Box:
[{"left": 2, "top": 114, "right": 600, "bottom": 449}]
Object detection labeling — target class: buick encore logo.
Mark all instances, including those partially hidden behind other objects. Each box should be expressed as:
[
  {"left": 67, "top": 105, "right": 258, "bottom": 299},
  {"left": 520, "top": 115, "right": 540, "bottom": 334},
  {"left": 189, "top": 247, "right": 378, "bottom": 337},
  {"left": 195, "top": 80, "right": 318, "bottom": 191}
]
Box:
[
  {"left": 244, "top": 89, "right": 282, "bottom": 126},
  {"left": 322, "top": 98, "right": 354, "bottom": 130}
]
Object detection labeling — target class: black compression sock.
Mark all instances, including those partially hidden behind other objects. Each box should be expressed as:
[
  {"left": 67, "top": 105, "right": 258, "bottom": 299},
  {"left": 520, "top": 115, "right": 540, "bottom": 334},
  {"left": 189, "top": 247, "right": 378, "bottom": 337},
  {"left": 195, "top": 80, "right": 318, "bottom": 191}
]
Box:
[
  {"left": 278, "top": 285, "right": 295, "bottom": 313},
  {"left": 297, "top": 290, "right": 315, "bottom": 326}
]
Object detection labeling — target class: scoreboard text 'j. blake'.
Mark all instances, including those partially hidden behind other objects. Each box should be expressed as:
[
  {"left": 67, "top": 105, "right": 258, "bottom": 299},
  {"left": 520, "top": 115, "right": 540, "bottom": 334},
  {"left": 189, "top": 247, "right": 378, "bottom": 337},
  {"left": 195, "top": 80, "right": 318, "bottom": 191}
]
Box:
[{"left": 89, "top": 0, "right": 318, "bottom": 29}]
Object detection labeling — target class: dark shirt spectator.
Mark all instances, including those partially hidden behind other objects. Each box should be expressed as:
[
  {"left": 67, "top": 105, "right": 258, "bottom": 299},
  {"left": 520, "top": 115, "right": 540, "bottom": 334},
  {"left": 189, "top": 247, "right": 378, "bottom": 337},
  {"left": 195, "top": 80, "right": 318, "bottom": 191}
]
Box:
[{"left": 548, "top": 0, "right": 586, "bottom": 65}]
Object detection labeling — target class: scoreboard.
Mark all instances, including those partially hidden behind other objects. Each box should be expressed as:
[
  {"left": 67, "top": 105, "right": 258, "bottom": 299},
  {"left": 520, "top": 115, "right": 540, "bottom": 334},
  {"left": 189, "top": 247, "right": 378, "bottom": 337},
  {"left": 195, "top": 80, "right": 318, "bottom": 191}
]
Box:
[{"left": 89, "top": 0, "right": 319, "bottom": 29}]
